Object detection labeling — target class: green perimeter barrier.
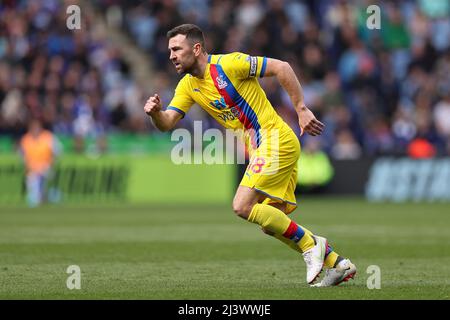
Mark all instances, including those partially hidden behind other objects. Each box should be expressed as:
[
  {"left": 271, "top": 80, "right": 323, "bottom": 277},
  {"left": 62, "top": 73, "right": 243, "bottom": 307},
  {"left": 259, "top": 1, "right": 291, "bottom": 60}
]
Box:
[
  {"left": 127, "top": 154, "right": 234, "bottom": 204},
  {"left": 0, "top": 156, "right": 24, "bottom": 204},
  {"left": 0, "top": 154, "right": 234, "bottom": 205},
  {"left": 0, "top": 133, "right": 174, "bottom": 155}
]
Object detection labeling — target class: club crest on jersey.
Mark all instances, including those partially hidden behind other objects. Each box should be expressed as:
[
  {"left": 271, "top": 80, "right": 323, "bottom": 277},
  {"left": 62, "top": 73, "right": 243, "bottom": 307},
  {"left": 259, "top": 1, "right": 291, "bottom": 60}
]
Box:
[{"left": 216, "top": 75, "right": 228, "bottom": 89}]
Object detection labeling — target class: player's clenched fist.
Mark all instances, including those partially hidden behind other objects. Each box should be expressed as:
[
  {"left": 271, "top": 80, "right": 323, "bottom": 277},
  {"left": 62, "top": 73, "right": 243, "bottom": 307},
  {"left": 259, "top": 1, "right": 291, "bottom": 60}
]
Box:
[{"left": 144, "top": 94, "right": 162, "bottom": 115}]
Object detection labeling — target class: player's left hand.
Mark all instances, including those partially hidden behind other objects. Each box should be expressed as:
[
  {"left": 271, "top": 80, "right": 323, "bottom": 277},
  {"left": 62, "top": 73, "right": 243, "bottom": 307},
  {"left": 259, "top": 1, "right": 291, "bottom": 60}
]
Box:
[{"left": 298, "top": 105, "right": 324, "bottom": 136}]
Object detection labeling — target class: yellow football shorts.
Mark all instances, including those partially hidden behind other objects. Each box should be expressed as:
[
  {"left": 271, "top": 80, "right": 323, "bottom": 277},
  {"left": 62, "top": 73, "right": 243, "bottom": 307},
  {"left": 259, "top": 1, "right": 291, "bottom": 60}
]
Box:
[{"left": 240, "top": 124, "right": 300, "bottom": 214}]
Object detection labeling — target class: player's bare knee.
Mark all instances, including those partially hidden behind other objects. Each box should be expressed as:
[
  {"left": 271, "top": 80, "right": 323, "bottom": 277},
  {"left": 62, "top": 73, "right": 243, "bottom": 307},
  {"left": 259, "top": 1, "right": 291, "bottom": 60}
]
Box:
[{"left": 232, "top": 201, "right": 252, "bottom": 219}]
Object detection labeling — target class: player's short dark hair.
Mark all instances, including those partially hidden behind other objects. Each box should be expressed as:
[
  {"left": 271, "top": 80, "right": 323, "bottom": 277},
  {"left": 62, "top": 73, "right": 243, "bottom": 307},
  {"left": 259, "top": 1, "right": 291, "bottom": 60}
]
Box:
[{"left": 167, "top": 24, "right": 206, "bottom": 51}]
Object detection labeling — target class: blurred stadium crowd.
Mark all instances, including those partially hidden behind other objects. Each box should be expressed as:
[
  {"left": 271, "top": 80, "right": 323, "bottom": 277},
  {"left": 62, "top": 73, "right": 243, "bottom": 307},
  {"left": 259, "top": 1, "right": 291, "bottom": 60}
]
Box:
[
  {"left": 1, "top": 0, "right": 450, "bottom": 158},
  {"left": 0, "top": 0, "right": 147, "bottom": 152}
]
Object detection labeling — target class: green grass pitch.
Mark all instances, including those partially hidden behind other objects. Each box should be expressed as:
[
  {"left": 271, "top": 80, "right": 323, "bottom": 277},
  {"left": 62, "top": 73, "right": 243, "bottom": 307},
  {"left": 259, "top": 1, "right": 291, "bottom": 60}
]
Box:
[{"left": 0, "top": 198, "right": 449, "bottom": 299}]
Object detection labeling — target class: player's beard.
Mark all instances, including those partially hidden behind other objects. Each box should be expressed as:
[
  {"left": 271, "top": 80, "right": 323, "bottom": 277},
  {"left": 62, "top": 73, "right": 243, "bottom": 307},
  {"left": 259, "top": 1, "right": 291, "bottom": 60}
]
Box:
[{"left": 181, "top": 57, "right": 200, "bottom": 76}]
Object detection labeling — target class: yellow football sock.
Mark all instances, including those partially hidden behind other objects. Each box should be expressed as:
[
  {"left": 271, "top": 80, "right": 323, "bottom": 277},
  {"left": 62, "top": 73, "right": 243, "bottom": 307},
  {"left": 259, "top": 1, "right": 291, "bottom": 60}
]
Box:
[
  {"left": 258, "top": 208, "right": 342, "bottom": 268},
  {"left": 273, "top": 233, "right": 302, "bottom": 253},
  {"left": 298, "top": 225, "right": 315, "bottom": 253},
  {"left": 270, "top": 225, "right": 311, "bottom": 252},
  {"left": 274, "top": 233, "right": 341, "bottom": 268},
  {"left": 248, "top": 203, "right": 315, "bottom": 252},
  {"left": 324, "top": 251, "right": 340, "bottom": 268}
]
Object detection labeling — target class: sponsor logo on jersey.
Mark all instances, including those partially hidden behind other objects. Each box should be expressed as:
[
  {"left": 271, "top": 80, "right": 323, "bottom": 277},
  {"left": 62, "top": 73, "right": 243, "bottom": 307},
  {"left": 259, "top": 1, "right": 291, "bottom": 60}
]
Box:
[{"left": 217, "top": 107, "right": 241, "bottom": 122}]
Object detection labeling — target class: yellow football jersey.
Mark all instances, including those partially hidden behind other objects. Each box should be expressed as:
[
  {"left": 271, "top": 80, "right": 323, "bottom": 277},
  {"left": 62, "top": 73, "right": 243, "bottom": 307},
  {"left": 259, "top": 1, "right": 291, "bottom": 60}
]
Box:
[{"left": 168, "top": 52, "right": 289, "bottom": 149}]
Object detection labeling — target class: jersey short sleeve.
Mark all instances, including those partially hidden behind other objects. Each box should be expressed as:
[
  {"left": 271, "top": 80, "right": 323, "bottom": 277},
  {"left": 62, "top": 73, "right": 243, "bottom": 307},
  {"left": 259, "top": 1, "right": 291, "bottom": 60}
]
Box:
[
  {"left": 167, "top": 75, "right": 194, "bottom": 118},
  {"left": 219, "top": 52, "right": 268, "bottom": 80}
]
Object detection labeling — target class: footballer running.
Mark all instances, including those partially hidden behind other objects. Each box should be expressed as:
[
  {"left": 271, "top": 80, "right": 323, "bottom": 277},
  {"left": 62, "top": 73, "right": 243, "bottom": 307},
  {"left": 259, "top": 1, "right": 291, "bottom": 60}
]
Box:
[{"left": 144, "top": 24, "right": 356, "bottom": 286}]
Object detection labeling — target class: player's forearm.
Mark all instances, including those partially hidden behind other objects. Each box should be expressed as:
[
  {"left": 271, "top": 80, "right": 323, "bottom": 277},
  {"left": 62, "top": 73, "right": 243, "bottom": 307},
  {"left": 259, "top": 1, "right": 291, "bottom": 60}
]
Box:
[
  {"left": 276, "top": 62, "right": 305, "bottom": 110},
  {"left": 149, "top": 111, "right": 173, "bottom": 132},
  {"left": 275, "top": 64, "right": 324, "bottom": 136}
]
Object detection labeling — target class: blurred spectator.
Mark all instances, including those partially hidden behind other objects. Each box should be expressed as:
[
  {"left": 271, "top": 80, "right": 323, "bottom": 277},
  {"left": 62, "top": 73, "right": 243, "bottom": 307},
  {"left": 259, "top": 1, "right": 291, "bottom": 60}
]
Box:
[
  {"left": 331, "top": 129, "right": 362, "bottom": 160},
  {"left": 433, "top": 93, "right": 450, "bottom": 138},
  {"left": 298, "top": 138, "right": 334, "bottom": 188},
  {"left": 19, "top": 118, "right": 61, "bottom": 207},
  {"left": 408, "top": 138, "right": 436, "bottom": 159}
]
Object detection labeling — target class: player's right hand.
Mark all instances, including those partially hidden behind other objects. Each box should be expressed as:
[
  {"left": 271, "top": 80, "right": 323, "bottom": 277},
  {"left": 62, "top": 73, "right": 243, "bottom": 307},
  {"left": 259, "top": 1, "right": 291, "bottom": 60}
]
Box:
[{"left": 144, "top": 94, "right": 162, "bottom": 115}]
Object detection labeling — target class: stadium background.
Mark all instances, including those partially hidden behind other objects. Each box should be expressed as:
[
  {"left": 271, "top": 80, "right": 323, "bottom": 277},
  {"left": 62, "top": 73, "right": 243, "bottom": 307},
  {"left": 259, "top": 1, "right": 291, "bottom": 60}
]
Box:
[{"left": 0, "top": 0, "right": 449, "bottom": 300}]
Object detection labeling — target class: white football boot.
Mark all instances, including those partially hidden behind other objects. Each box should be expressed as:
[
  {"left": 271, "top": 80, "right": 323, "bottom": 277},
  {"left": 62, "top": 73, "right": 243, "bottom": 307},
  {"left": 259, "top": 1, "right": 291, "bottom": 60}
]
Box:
[
  {"left": 311, "top": 259, "right": 357, "bottom": 287},
  {"left": 302, "top": 236, "right": 327, "bottom": 284}
]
